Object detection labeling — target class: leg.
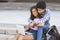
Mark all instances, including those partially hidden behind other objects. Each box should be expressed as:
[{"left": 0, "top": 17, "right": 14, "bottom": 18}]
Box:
[
  {"left": 29, "top": 29, "right": 37, "bottom": 40},
  {"left": 13, "top": 33, "right": 19, "bottom": 40},
  {"left": 43, "top": 24, "right": 49, "bottom": 36},
  {"left": 37, "top": 27, "right": 43, "bottom": 40},
  {"left": 43, "top": 24, "right": 50, "bottom": 40},
  {"left": 43, "top": 24, "right": 49, "bottom": 30},
  {"left": 18, "top": 35, "right": 23, "bottom": 40}
]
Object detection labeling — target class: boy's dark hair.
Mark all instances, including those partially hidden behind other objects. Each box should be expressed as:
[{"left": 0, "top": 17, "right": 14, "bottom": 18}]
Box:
[
  {"left": 30, "top": 6, "right": 42, "bottom": 20},
  {"left": 36, "top": 1, "right": 46, "bottom": 9}
]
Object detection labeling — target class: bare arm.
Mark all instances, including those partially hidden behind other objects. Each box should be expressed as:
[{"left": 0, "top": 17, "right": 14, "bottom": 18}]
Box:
[
  {"left": 25, "top": 21, "right": 35, "bottom": 32},
  {"left": 25, "top": 24, "right": 30, "bottom": 32}
]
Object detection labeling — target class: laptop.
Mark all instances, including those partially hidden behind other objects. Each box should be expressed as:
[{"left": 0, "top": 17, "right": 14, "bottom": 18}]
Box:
[
  {"left": 16, "top": 25, "right": 25, "bottom": 35},
  {"left": 16, "top": 25, "right": 32, "bottom": 35},
  {"left": 47, "top": 25, "right": 60, "bottom": 35}
]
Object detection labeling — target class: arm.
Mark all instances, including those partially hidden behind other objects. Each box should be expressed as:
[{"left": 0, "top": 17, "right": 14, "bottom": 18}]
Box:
[
  {"left": 25, "top": 24, "right": 30, "bottom": 32},
  {"left": 25, "top": 21, "right": 36, "bottom": 32},
  {"left": 35, "top": 10, "right": 50, "bottom": 27},
  {"left": 39, "top": 12, "right": 50, "bottom": 23},
  {"left": 28, "top": 18, "right": 36, "bottom": 27},
  {"left": 36, "top": 23, "right": 44, "bottom": 27},
  {"left": 25, "top": 18, "right": 36, "bottom": 31}
]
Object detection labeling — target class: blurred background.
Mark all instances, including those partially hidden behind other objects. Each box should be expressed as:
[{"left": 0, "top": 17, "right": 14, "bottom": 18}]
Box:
[
  {"left": 0, "top": 0, "right": 60, "bottom": 3},
  {"left": 0, "top": 0, "right": 60, "bottom": 34}
]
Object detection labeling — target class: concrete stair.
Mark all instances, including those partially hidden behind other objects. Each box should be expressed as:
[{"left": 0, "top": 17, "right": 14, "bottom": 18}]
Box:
[
  {"left": 0, "top": 34, "right": 15, "bottom": 40},
  {"left": 0, "top": 3, "right": 60, "bottom": 10},
  {"left": 0, "top": 23, "right": 25, "bottom": 40}
]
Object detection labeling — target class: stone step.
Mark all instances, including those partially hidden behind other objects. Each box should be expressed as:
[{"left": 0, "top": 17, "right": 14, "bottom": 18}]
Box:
[
  {"left": 0, "top": 3, "right": 60, "bottom": 10},
  {"left": 0, "top": 34, "right": 14, "bottom": 40},
  {"left": 0, "top": 24, "right": 25, "bottom": 35},
  {"left": 0, "top": 27, "right": 17, "bottom": 35}
]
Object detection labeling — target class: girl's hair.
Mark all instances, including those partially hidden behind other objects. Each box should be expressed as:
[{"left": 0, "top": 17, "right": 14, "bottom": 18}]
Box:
[{"left": 30, "top": 6, "right": 42, "bottom": 20}]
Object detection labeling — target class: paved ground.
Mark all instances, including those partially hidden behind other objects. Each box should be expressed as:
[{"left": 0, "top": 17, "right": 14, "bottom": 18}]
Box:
[{"left": 0, "top": 2, "right": 60, "bottom": 10}]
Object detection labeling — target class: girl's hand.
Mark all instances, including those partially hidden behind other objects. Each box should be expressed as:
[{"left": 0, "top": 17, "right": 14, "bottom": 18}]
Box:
[{"left": 30, "top": 21, "right": 35, "bottom": 27}]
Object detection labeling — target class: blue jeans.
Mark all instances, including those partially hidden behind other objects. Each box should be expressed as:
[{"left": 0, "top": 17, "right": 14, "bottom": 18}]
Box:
[
  {"left": 28, "top": 29, "right": 37, "bottom": 40},
  {"left": 29, "top": 24, "right": 49, "bottom": 40}
]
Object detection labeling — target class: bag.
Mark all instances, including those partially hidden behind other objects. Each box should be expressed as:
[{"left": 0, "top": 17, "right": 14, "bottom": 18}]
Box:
[{"left": 47, "top": 25, "right": 60, "bottom": 40}]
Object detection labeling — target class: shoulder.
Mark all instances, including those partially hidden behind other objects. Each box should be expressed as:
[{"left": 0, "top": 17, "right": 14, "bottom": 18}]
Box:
[
  {"left": 28, "top": 18, "right": 32, "bottom": 23},
  {"left": 45, "top": 9, "right": 51, "bottom": 16},
  {"left": 46, "top": 9, "right": 51, "bottom": 14}
]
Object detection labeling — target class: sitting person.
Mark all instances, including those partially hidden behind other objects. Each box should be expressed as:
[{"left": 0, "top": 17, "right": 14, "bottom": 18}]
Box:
[
  {"left": 25, "top": 6, "right": 44, "bottom": 32},
  {"left": 35, "top": 1, "right": 50, "bottom": 40}
]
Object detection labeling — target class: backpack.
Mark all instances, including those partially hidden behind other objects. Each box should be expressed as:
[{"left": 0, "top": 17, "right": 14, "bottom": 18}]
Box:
[{"left": 47, "top": 25, "right": 60, "bottom": 40}]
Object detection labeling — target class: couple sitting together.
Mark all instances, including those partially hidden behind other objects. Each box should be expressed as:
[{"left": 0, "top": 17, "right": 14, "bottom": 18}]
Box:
[{"left": 14, "top": 1, "right": 50, "bottom": 40}]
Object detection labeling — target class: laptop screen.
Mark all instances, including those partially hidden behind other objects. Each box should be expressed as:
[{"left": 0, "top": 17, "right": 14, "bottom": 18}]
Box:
[{"left": 16, "top": 25, "right": 25, "bottom": 35}]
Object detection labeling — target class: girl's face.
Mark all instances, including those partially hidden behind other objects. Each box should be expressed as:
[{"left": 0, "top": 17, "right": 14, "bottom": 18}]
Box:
[{"left": 32, "top": 8, "right": 38, "bottom": 17}]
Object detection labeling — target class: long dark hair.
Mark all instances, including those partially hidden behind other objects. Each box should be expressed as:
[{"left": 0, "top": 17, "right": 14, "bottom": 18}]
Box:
[{"left": 30, "top": 6, "right": 42, "bottom": 20}]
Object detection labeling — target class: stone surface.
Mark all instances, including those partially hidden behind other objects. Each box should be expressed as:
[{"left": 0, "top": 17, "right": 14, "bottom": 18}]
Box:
[
  {"left": 0, "top": 34, "right": 15, "bottom": 40},
  {"left": 0, "top": 3, "right": 60, "bottom": 10}
]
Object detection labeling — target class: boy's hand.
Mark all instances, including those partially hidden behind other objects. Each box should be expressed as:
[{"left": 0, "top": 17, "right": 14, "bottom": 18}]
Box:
[{"left": 36, "top": 23, "right": 44, "bottom": 27}]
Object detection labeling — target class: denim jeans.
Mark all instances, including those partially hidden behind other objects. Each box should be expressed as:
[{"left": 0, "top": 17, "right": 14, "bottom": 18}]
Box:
[{"left": 29, "top": 24, "right": 49, "bottom": 40}]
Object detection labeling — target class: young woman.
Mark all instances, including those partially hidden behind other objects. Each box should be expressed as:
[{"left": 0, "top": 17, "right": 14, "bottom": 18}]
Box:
[{"left": 25, "top": 6, "right": 39, "bottom": 31}]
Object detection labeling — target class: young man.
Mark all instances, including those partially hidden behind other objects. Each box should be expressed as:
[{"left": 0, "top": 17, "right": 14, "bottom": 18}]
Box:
[{"left": 35, "top": 1, "right": 50, "bottom": 40}]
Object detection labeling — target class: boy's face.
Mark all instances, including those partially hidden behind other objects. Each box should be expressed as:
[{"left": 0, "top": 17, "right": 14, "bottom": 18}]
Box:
[{"left": 37, "top": 8, "right": 45, "bottom": 14}]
